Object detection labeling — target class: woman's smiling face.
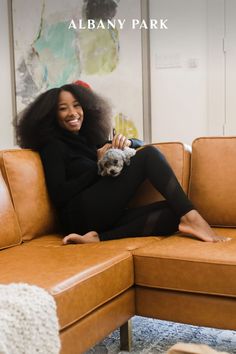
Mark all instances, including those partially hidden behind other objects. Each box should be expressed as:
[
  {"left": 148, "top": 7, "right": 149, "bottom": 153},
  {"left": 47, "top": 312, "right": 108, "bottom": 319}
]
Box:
[{"left": 57, "top": 90, "right": 84, "bottom": 133}]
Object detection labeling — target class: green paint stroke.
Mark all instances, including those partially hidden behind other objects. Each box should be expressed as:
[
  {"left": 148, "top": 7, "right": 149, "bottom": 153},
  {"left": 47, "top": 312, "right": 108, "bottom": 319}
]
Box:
[
  {"left": 114, "top": 113, "right": 139, "bottom": 139},
  {"left": 34, "top": 21, "right": 81, "bottom": 88},
  {"left": 79, "top": 28, "right": 119, "bottom": 75}
]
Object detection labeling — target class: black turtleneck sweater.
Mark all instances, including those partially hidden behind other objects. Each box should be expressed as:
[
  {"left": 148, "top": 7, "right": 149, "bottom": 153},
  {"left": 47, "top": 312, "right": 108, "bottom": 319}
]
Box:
[{"left": 39, "top": 130, "right": 143, "bottom": 209}]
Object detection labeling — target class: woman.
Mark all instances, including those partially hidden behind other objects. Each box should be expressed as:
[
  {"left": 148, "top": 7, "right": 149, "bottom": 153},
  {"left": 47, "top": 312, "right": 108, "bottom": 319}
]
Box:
[{"left": 15, "top": 83, "right": 230, "bottom": 244}]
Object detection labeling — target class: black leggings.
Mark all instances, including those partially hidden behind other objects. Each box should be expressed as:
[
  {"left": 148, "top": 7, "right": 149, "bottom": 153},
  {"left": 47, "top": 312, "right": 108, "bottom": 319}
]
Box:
[{"left": 62, "top": 145, "right": 194, "bottom": 240}]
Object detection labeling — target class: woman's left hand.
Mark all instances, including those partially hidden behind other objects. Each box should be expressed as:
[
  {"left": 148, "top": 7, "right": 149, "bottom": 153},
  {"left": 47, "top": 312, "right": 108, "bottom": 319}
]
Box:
[
  {"left": 97, "top": 143, "right": 112, "bottom": 160},
  {"left": 112, "top": 134, "right": 131, "bottom": 150}
]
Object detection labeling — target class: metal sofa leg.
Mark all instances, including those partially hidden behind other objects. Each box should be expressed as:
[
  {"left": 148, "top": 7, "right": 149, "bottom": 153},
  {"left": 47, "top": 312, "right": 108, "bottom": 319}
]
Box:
[{"left": 120, "top": 319, "right": 132, "bottom": 351}]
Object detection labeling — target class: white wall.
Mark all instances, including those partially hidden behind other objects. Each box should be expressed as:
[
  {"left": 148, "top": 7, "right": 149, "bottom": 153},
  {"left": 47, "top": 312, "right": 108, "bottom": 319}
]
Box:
[
  {"left": 225, "top": 0, "right": 236, "bottom": 135},
  {"left": 207, "top": 0, "right": 225, "bottom": 136},
  {"left": 150, "top": 0, "right": 208, "bottom": 145},
  {"left": 0, "top": 0, "right": 15, "bottom": 148}
]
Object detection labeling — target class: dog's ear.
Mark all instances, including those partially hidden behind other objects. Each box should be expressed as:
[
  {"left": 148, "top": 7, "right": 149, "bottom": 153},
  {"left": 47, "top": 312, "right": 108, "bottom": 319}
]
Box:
[
  {"left": 97, "top": 160, "right": 105, "bottom": 176},
  {"left": 97, "top": 160, "right": 102, "bottom": 175}
]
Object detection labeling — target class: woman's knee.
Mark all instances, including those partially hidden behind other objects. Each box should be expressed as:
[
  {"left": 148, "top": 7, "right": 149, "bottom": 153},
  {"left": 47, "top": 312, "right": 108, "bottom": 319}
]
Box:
[
  {"left": 138, "top": 145, "right": 166, "bottom": 163},
  {"left": 139, "top": 145, "right": 156, "bottom": 153},
  {"left": 139, "top": 144, "right": 162, "bottom": 156}
]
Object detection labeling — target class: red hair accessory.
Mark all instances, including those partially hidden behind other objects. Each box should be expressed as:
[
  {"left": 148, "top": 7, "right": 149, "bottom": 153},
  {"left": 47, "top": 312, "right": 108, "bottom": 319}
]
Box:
[{"left": 73, "top": 80, "right": 92, "bottom": 90}]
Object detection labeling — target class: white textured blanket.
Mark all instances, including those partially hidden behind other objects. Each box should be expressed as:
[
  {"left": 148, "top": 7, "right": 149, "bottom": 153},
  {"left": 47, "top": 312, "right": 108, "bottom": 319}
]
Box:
[{"left": 0, "top": 283, "right": 61, "bottom": 354}]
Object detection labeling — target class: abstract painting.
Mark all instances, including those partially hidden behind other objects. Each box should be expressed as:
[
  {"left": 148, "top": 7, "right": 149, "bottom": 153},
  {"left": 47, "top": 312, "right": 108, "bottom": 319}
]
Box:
[{"left": 12, "top": 0, "right": 143, "bottom": 138}]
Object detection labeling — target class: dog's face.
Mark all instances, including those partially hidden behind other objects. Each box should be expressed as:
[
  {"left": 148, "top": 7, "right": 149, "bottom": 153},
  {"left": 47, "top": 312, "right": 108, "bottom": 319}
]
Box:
[{"left": 98, "top": 149, "right": 125, "bottom": 177}]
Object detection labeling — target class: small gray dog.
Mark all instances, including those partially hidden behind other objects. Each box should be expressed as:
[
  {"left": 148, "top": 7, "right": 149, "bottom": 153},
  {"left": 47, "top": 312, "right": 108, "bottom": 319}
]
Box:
[{"left": 98, "top": 147, "right": 136, "bottom": 177}]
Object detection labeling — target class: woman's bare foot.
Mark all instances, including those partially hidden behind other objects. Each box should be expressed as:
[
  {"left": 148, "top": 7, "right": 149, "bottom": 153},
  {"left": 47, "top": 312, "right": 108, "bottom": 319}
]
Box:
[
  {"left": 62, "top": 231, "right": 100, "bottom": 245},
  {"left": 179, "top": 210, "right": 231, "bottom": 242}
]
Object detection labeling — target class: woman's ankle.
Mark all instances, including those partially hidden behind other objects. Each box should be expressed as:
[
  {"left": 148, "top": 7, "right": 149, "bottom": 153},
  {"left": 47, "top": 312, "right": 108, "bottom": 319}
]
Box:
[{"left": 180, "top": 209, "right": 198, "bottom": 224}]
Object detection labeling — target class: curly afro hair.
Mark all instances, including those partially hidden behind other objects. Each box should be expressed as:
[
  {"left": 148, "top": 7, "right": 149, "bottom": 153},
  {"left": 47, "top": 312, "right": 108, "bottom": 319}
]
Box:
[{"left": 14, "top": 84, "right": 112, "bottom": 150}]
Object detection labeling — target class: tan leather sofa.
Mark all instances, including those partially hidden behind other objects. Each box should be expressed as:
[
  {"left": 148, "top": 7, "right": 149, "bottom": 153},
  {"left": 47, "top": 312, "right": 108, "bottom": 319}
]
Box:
[{"left": 0, "top": 137, "right": 235, "bottom": 354}]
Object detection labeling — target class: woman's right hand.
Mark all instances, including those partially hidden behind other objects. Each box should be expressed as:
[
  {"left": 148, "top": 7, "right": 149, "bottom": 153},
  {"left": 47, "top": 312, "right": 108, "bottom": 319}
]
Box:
[{"left": 97, "top": 143, "right": 112, "bottom": 160}]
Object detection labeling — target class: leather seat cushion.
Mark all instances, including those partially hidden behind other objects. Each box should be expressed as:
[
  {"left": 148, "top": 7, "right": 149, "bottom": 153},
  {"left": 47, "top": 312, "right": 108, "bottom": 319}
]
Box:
[
  {"left": 25, "top": 234, "right": 160, "bottom": 251},
  {"left": 133, "top": 228, "right": 236, "bottom": 297},
  {"left": 0, "top": 240, "right": 134, "bottom": 330}
]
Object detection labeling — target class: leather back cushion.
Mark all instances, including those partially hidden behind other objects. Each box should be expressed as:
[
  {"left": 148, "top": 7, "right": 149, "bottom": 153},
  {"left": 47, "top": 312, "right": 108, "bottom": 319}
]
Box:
[
  {"left": 0, "top": 150, "right": 58, "bottom": 240},
  {"left": 189, "top": 137, "right": 236, "bottom": 227},
  {"left": 0, "top": 170, "right": 22, "bottom": 249},
  {"left": 129, "top": 143, "right": 191, "bottom": 207}
]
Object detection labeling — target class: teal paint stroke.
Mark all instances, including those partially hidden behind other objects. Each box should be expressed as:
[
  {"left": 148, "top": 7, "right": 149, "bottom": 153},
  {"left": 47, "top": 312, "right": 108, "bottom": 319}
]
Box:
[{"left": 34, "top": 21, "right": 81, "bottom": 88}]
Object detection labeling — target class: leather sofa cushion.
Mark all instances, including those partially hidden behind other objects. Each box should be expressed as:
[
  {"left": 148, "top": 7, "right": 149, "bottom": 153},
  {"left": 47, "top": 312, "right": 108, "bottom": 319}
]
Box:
[
  {"left": 133, "top": 228, "right": 236, "bottom": 297},
  {"left": 189, "top": 137, "right": 236, "bottom": 226},
  {"left": 129, "top": 142, "right": 191, "bottom": 207},
  {"left": 25, "top": 234, "right": 160, "bottom": 250},
  {"left": 0, "top": 240, "right": 134, "bottom": 330},
  {"left": 0, "top": 150, "right": 58, "bottom": 240},
  {"left": 0, "top": 170, "right": 21, "bottom": 249}
]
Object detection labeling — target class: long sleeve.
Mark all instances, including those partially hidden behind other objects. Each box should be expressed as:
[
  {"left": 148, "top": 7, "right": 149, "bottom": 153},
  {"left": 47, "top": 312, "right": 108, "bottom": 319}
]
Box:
[
  {"left": 129, "top": 138, "right": 144, "bottom": 149},
  {"left": 101, "top": 138, "right": 144, "bottom": 149},
  {"left": 40, "top": 140, "right": 99, "bottom": 208}
]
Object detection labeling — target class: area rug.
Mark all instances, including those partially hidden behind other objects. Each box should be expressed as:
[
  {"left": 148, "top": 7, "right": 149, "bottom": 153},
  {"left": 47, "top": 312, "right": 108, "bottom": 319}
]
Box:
[{"left": 86, "top": 316, "right": 236, "bottom": 354}]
